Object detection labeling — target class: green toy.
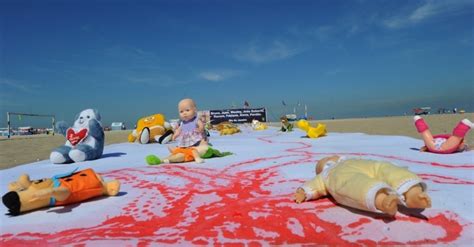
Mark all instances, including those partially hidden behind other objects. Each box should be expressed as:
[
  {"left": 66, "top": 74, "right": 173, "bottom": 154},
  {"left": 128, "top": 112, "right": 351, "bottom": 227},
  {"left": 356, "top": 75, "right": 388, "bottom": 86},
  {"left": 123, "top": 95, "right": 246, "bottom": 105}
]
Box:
[{"left": 146, "top": 146, "right": 232, "bottom": 165}]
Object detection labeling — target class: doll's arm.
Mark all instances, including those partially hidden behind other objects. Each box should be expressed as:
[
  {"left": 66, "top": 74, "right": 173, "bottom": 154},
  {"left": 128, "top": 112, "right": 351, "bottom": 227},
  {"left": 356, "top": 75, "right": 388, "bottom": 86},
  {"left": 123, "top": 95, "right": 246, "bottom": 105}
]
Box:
[
  {"left": 295, "top": 175, "right": 327, "bottom": 203},
  {"left": 172, "top": 126, "right": 182, "bottom": 141},
  {"left": 29, "top": 187, "right": 71, "bottom": 202},
  {"left": 197, "top": 119, "right": 205, "bottom": 133}
]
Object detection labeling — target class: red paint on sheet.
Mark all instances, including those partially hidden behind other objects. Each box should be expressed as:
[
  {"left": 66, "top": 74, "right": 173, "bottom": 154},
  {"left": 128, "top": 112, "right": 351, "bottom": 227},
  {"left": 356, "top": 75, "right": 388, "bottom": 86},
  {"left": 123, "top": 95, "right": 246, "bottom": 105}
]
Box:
[{"left": 1, "top": 135, "right": 470, "bottom": 245}]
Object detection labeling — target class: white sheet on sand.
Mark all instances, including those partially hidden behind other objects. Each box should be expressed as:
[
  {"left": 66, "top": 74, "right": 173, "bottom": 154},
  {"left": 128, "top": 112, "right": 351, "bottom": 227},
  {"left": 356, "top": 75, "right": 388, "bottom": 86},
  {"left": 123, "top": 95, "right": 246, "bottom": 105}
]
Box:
[{"left": 0, "top": 126, "right": 473, "bottom": 245}]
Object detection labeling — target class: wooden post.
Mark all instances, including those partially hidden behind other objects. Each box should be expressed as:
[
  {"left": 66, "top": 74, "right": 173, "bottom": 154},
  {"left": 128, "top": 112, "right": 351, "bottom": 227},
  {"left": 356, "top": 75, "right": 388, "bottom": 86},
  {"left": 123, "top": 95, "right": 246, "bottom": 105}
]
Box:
[{"left": 7, "top": 112, "right": 11, "bottom": 138}]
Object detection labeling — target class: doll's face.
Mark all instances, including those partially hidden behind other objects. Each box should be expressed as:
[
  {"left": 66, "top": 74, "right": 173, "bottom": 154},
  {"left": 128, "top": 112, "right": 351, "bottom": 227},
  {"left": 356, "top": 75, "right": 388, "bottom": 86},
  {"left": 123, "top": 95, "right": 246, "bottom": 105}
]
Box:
[{"left": 178, "top": 99, "right": 197, "bottom": 122}]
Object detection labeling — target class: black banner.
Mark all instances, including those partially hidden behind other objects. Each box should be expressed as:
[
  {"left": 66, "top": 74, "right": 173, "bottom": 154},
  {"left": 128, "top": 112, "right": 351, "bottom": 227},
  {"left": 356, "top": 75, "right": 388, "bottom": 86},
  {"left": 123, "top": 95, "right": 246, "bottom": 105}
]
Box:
[{"left": 210, "top": 108, "right": 266, "bottom": 124}]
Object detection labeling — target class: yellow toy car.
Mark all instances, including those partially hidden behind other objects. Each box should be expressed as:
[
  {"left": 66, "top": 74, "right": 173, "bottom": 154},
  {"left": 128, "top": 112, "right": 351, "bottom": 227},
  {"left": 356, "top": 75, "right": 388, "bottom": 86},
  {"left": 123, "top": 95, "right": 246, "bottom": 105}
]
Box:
[{"left": 128, "top": 114, "right": 172, "bottom": 144}]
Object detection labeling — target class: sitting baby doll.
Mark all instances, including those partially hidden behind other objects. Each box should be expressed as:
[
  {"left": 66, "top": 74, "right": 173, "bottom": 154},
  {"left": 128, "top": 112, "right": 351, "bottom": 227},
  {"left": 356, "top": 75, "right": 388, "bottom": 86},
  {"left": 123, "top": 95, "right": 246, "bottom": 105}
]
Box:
[
  {"left": 295, "top": 156, "right": 431, "bottom": 216},
  {"left": 2, "top": 168, "right": 120, "bottom": 216}
]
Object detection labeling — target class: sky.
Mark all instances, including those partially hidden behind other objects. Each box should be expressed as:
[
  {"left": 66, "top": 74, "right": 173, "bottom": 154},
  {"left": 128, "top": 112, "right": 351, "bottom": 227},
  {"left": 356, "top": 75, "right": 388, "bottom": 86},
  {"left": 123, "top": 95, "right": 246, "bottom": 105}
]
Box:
[{"left": 0, "top": 0, "right": 473, "bottom": 128}]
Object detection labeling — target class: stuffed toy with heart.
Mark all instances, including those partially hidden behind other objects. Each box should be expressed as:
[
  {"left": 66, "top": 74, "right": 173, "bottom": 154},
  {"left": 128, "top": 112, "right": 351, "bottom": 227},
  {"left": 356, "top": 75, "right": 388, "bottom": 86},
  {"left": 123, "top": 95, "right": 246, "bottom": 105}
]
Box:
[{"left": 50, "top": 109, "right": 105, "bottom": 164}]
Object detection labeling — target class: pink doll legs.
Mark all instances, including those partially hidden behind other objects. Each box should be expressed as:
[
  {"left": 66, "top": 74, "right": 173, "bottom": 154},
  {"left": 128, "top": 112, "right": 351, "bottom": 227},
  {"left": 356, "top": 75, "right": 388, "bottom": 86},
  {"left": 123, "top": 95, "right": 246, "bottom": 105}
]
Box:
[{"left": 414, "top": 116, "right": 473, "bottom": 153}]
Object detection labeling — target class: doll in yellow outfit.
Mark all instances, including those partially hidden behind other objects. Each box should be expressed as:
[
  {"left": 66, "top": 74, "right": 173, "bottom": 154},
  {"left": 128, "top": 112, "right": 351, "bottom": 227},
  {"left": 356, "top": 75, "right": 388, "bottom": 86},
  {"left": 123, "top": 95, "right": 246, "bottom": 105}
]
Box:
[{"left": 295, "top": 156, "right": 431, "bottom": 216}]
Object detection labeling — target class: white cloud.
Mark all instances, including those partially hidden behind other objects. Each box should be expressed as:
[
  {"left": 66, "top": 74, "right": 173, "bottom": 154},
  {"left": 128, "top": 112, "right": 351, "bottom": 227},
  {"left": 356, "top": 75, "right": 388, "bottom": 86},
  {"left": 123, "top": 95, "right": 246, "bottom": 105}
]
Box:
[
  {"left": 199, "top": 70, "right": 242, "bottom": 82},
  {"left": 200, "top": 72, "right": 223, "bottom": 82},
  {"left": 325, "top": 68, "right": 347, "bottom": 76},
  {"left": 0, "top": 78, "right": 36, "bottom": 93},
  {"left": 384, "top": 0, "right": 473, "bottom": 29},
  {"left": 105, "top": 45, "right": 156, "bottom": 61},
  {"left": 234, "top": 40, "right": 306, "bottom": 64},
  {"left": 125, "top": 74, "right": 190, "bottom": 87},
  {"left": 310, "top": 25, "right": 335, "bottom": 41}
]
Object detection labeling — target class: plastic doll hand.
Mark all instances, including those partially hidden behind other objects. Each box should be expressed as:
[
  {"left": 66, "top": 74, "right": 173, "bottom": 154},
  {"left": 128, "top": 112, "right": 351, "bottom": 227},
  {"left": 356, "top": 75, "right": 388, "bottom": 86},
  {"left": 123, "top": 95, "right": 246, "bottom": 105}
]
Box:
[{"left": 294, "top": 187, "right": 306, "bottom": 203}]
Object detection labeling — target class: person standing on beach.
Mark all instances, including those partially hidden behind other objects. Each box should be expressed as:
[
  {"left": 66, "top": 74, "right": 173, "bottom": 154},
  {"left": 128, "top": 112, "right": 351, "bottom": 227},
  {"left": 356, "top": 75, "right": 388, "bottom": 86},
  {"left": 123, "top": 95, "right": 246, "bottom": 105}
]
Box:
[{"left": 172, "top": 98, "right": 208, "bottom": 147}]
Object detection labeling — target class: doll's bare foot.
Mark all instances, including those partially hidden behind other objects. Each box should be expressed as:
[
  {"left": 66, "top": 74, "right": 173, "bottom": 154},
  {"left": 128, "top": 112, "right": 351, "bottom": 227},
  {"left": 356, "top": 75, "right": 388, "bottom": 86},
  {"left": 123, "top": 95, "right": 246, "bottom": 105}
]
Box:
[
  {"left": 195, "top": 157, "right": 204, "bottom": 163},
  {"left": 8, "top": 174, "right": 31, "bottom": 191},
  {"left": 375, "top": 192, "right": 399, "bottom": 216},
  {"left": 294, "top": 187, "right": 306, "bottom": 203},
  {"left": 105, "top": 180, "right": 120, "bottom": 196},
  {"left": 405, "top": 185, "right": 431, "bottom": 208}
]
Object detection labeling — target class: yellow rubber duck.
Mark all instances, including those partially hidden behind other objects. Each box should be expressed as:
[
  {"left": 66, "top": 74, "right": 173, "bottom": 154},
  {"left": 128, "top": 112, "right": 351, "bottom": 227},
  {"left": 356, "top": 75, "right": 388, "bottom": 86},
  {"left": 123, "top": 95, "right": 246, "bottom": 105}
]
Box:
[{"left": 297, "top": 119, "right": 327, "bottom": 138}]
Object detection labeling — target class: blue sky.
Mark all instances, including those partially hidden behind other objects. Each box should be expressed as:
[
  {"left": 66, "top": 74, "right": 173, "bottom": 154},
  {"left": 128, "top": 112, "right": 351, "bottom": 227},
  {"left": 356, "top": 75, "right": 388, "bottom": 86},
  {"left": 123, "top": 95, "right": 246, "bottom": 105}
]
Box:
[{"left": 1, "top": 0, "right": 473, "bottom": 128}]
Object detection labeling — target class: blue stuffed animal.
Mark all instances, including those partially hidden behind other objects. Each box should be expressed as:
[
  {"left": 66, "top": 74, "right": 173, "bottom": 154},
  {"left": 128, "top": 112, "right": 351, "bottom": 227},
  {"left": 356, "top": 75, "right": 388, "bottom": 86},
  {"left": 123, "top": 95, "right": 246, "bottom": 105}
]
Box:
[{"left": 50, "top": 109, "right": 104, "bottom": 164}]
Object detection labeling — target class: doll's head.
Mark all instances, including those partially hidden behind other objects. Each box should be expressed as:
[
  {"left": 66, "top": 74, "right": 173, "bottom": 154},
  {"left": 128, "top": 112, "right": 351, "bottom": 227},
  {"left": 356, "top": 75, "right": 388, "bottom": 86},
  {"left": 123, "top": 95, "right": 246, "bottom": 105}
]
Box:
[
  {"left": 280, "top": 116, "right": 289, "bottom": 125},
  {"left": 316, "top": 155, "right": 341, "bottom": 174},
  {"left": 178, "top": 98, "right": 197, "bottom": 122}
]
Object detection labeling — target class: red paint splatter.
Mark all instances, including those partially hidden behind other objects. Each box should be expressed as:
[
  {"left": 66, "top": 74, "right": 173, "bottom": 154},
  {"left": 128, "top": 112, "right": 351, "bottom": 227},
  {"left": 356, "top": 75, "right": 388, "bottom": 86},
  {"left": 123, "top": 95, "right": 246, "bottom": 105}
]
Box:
[
  {"left": 1, "top": 134, "right": 471, "bottom": 245},
  {"left": 418, "top": 174, "right": 474, "bottom": 185}
]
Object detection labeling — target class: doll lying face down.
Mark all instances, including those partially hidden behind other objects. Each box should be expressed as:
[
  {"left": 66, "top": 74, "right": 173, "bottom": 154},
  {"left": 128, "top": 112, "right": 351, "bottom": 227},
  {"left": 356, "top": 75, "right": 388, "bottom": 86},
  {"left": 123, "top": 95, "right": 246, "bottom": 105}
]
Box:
[
  {"left": 2, "top": 168, "right": 120, "bottom": 216},
  {"left": 295, "top": 156, "right": 431, "bottom": 216}
]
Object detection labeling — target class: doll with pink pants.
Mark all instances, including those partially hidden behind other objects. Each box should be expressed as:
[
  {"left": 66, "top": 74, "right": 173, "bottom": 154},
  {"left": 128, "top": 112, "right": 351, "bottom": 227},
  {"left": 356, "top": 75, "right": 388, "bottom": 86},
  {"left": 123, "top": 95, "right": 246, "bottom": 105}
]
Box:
[{"left": 414, "top": 116, "right": 473, "bottom": 154}]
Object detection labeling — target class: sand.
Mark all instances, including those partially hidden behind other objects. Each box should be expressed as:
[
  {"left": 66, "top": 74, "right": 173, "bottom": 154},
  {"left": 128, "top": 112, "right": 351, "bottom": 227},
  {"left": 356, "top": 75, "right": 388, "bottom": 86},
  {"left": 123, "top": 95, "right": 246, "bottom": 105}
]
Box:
[{"left": 1, "top": 113, "right": 472, "bottom": 170}]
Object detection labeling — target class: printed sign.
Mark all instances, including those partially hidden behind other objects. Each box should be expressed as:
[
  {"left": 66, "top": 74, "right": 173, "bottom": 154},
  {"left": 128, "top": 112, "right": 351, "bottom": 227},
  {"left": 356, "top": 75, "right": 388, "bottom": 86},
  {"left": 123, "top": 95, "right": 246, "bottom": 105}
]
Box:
[{"left": 210, "top": 108, "right": 266, "bottom": 124}]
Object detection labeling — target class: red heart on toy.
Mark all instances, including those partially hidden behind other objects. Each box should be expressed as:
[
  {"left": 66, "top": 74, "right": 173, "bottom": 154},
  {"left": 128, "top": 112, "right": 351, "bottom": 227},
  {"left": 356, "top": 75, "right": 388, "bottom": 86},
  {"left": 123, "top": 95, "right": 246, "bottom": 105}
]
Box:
[{"left": 67, "top": 128, "right": 88, "bottom": 146}]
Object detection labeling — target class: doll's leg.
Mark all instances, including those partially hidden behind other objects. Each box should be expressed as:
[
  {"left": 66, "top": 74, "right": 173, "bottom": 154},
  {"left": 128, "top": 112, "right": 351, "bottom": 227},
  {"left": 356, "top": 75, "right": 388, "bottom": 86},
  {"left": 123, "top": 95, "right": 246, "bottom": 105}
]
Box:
[
  {"left": 376, "top": 161, "right": 429, "bottom": 208},
  {"left": 191, "top": 149, "right": 204, "bottom": 163},
  {"left": 452, "top": 119, "right": 473, "bottom": 138},
  {"left": 440, "top": 136, "right": 463, "bottom": 151},
  {"left": 413, "top": 116, "right": 436, "bottom": 150},
  {"left": 404, "top": 184, "right": 431, "bottom": 208},
  {"left": 441, "top": 119, "right": 474, "bottom": 150},
  {"left": 164, "top": 153, "right": 186, "bottom": 163},
  {"left": 329, "top": 173, "right": 395, "bottom": 214},
  {"left": 374, "top": 190, "right": 399, "bottom": 216}
]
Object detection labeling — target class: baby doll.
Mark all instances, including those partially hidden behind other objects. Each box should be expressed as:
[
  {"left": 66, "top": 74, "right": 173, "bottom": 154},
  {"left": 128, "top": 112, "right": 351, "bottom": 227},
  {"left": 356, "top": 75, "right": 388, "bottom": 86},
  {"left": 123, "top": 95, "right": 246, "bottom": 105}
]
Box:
[
  {"left": 414, "top": 116, "right": 472, "bottom": 154},
  {"left": 172, "top": 98, "right": 207, "bottom": 147},
  {"left": 2, "top": 168, "right": 120, "bottom": 216},
  {"left": 295, "top": 156, "right": 431, "bottom": 216}
]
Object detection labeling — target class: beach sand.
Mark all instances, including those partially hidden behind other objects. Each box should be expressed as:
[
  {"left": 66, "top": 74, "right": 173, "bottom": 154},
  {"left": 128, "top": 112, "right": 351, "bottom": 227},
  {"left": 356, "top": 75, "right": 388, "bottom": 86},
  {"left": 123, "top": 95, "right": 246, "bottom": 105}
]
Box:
[{"left": 1, "top": 113, "right": 472, "bottom": 170}]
